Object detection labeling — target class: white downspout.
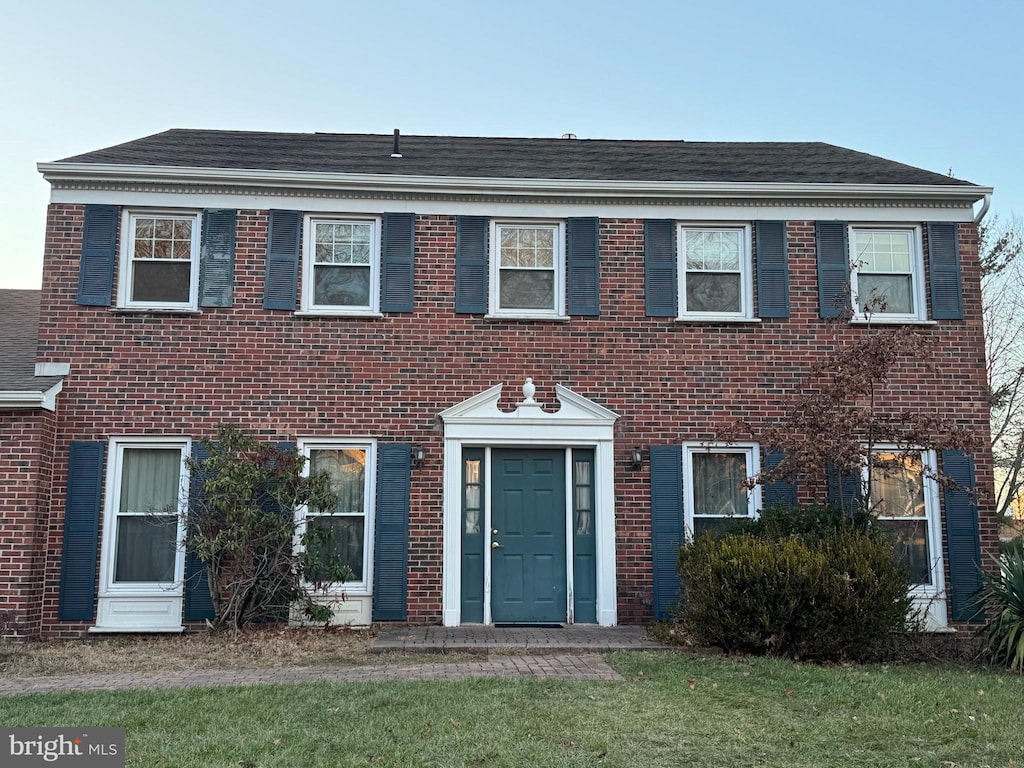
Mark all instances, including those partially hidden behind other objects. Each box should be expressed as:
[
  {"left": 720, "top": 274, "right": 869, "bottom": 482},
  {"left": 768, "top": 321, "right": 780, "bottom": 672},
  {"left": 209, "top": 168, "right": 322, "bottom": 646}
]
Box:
[{"left": 974, "top": 193, "right": 991, "bottom": 225}]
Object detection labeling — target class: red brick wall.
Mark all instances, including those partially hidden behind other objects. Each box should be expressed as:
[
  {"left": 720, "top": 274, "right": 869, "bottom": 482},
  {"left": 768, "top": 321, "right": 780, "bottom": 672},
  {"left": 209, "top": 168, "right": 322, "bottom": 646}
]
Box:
[
  {"left": 0, "top": 408, "right": 55, "bottom": 640},
  {"left": 33, "top": 205, "right": 997, "bottom": 633}
]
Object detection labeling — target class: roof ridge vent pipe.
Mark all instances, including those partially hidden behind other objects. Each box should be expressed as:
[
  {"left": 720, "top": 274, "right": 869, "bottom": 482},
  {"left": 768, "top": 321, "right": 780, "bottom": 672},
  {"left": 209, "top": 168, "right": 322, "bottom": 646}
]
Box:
[{"left": 391, "top": 129, "right": 402, "bottom": 158}]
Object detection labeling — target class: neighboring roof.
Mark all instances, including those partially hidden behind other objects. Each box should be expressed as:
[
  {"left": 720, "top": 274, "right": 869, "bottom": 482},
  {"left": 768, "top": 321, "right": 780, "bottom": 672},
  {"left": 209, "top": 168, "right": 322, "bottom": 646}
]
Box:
[
  {"left": 0, "top": 289, "right": 62, "bottom": 401},
  {"left": 52, "top": 129, "right": 977, "bottom": 188}
]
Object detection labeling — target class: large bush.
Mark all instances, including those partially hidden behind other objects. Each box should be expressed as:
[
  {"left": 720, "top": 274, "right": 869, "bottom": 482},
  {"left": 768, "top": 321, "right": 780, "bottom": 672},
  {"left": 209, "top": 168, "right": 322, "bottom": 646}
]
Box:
[{"left": 677, "top": 508, "right": 913, "bottom": 661}]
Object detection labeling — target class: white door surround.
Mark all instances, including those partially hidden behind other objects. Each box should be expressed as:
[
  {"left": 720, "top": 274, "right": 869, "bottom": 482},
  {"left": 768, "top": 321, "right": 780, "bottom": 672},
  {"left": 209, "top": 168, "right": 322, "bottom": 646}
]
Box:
[{"left": 439, "top": 381, "right": 619, "bottom": 627}]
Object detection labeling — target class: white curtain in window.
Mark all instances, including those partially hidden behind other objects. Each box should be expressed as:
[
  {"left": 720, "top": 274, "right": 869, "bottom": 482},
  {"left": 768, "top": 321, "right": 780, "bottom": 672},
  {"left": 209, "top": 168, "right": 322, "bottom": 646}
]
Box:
[{"left": 114, "top": 448, "right": 180, "bottom": 583}]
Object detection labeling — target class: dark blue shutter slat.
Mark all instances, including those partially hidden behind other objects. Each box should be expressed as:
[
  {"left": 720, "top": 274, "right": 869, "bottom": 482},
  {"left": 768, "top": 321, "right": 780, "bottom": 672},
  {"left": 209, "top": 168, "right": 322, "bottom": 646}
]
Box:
[
  {"left": 58, "top": 442, "right": 105, "bottom": 621},
  {"left": 381, "top": 213, "right": 415, "bottom": 313},
  {"left": 199, "top": 209, "right": 237, "bottom": 308},
  {"left": 928, "top": 223, "right": 964, "bottom": 320},
  {"left": 455, "top": 216, "right": 488, "bottom": 314},
  {"left": 763, "top": 450, "right": 797, "bottom": 507},
  {"left": 77, "top": 205, "right": 118, "bottom": 306},
  {"left": 567, "top": 217, "right": 600, "bottom": 316},
  {"left": 826, "top": 462, "right": 863, "bottom": 512},
  {"left": 644, "top": 220, "right": 677, "bottom": 317},
  {"left": 755, "top": 221, "right": 790, "bottom": 318},
  {"left": 263, "top": 210, "right": 301, "bottom": 310},
  {"left": 816, "top": 221, "right": 850, "bottom": 318},
  {"left": 942, "top": 450, "right": 983, "bottom": 622},
  {"left": 184, "top": 442, "right": 215, "bottom": 622},
  {"left": 373, "top": 443, "right": 411, "bottom": 621},
  {"left": 650, "top": 445, "right": 683, "bottom": 620}
]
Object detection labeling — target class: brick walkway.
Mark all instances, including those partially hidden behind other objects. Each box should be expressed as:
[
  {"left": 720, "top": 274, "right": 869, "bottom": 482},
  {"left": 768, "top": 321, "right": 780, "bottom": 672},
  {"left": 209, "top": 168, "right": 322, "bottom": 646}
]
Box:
[
  {"left": 0, "top": 654, "right": 622, "bottom": 697},
  {"left": 371, "top": 624, "right": 667, "bottom": 653},
  {"left": 0, "top": 626, "right": 670, "bottom": 697}
]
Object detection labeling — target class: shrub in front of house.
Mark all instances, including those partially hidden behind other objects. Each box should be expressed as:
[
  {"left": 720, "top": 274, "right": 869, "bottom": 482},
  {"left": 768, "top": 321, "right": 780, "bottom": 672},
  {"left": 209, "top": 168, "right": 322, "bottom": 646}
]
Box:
[
  {"left": 978, "top": 543, "right": 1024, "bottom": 672},
  {"left": 676, "top": 506, "right": 914, "bottom": 661}
]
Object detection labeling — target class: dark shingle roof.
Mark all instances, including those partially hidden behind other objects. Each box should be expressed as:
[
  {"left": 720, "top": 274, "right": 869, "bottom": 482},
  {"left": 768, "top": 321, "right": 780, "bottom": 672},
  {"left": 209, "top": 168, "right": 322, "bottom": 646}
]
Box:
[
  {"left": 54, "top": 130, "right": 976, "bottom": 187},
  {"left": 0, "top": 290, "right": 61, "bottom": 393}
]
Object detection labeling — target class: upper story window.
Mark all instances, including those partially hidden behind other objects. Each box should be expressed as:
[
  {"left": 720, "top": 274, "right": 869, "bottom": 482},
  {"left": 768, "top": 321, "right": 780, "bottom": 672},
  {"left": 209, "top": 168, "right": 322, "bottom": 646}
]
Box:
[
  {"left": 866, "top": 449, "right": 941, "bottom": 590},
  {"left": 683, "top": 443, "right": 761, "bottom": 537},
  {"left": 850, "top": 226, "right": 925, "bottom": 321},
  {"left": 118, "top": 211, "right": 201, "bottom": 310},
  {"left": 678, "top": 224, "right": 753, "bottom": 320},
  {"left": 489, "top": 221, "right": 565, "bottom": 318},
  {"left": 302, "top": 216, "right": 381, "bottom": 315}
]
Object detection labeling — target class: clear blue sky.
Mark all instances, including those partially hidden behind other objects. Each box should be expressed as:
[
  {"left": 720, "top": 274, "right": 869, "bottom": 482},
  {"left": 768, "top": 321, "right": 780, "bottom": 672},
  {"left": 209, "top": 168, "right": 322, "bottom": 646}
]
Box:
[{"left": 1, "top": 0, "right": 1020, "bottom": 289}]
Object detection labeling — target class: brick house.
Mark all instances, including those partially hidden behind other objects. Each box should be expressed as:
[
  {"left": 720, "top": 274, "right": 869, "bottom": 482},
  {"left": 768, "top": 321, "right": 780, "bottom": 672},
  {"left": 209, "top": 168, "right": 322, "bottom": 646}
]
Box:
[{"left": 2, "top": 130, "right": 996, "bottom": 638}]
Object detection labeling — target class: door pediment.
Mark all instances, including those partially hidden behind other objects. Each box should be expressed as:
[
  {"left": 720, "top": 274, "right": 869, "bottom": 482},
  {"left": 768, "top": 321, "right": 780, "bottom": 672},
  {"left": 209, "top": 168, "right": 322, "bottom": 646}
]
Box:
[{"left": 439, "top": 382, "right": 619, "bottom": 432}]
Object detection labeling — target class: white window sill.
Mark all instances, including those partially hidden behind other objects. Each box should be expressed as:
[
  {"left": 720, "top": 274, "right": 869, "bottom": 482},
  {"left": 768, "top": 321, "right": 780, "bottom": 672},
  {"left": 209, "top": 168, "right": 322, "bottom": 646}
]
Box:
[
  {"left": 294, "top": 311, "right": 384, "bottom": 319},
  {"left": 111, "top": 307, "right": 201, "bottom": 315},
  {"left": 484, "top": 314, "right": 570, "bottom": 322},
  {"left": 675, "top": 316, "right": 762, "bottom": 324},
  {"left": 850, "top": 317, "right": 937, "bottom": 326},
  {"left": 89, "top": 626, "right": 184, "bottom": 634}
]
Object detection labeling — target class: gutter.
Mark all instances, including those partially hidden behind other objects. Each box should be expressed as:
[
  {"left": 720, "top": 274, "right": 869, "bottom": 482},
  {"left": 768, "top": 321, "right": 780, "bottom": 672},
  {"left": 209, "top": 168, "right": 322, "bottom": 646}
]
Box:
[
  {"left": 0, "top": 381, "right": 63, "bottom": 412},
  {"left": 37, "top": 162, "right": 994, "bottom": 204},
  {"left": 974, "top": 193, "right": 992, "bottom": 225}
]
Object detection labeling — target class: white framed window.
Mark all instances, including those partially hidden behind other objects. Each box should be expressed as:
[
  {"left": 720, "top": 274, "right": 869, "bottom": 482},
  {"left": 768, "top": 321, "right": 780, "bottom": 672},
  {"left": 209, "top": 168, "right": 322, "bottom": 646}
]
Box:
[
  {"left": 302, "top": 216, "right": 381, "bottom": 315},
  {"left": 100, "top": 438, "right": 189, "bottom": 594},
  {"left": 296, "top": 440, "right": 376, "bottom": 594},
  {"left": 683, "top": 443, "right": 761, "bottom": 537},
  {"left": 489, "top": 220, "right": 565, "bottom": 318},
  {"left": 118, "top": 210, "right": 201, "bottom": 309},
  {"left": 850, "top": 226, "right": 926, "bottom": 321},
  {"left": 866, "top": 448, "right": 943, "bottom": 593},
  {"left": 678, "top": 224, "right": 753, "bottom": 320}
]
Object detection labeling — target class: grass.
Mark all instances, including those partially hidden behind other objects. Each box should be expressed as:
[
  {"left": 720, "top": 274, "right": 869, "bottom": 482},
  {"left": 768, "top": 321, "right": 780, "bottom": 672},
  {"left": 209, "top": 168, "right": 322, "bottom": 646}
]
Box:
[{"left": 1, "top": 651, "right": 1022, "bottom": 767}]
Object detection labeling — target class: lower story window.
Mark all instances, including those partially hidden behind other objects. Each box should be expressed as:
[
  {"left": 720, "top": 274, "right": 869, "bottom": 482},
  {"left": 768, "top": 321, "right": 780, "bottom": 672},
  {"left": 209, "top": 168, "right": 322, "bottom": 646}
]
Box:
[
  {"left": 103, "top": 440, "right": 188, "bottom": 590},
  {"left": 299, "top": 441, "right": 376, "bottom": 591},
  {"left": 868, "top": 449, "right": 940, "bottom": 588},
  {"left": 683, "top": 443, "right": 761, "bottom": 537}
]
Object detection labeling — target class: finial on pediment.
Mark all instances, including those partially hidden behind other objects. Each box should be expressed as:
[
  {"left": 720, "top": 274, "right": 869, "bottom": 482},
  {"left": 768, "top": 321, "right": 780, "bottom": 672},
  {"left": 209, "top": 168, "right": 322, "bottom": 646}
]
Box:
[{"left": 522, "top": 378, "right": 536, "bottom": 404}]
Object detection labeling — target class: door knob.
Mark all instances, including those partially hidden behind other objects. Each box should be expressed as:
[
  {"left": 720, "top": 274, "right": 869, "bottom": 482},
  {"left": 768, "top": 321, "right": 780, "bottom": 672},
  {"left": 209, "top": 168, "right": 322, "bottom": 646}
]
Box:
[
  {"left": 492, "top": 529, "right": 498, "bottom": 535},
  {"left": 491, "top": 541, "right": 502, "bottom": 549}
]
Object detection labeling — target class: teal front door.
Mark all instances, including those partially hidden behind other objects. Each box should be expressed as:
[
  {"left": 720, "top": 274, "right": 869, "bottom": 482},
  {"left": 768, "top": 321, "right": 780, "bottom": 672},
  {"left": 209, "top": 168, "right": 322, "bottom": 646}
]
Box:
[{"left": 491, "top": 449, "right": 567, "bottom": 624}]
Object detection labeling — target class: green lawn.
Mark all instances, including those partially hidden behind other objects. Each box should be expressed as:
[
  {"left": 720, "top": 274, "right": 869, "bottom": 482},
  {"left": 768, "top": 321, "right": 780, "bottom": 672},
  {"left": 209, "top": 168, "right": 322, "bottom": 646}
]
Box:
[{"left": 2, "top": 652, "right": 1022, "bottom": 767}]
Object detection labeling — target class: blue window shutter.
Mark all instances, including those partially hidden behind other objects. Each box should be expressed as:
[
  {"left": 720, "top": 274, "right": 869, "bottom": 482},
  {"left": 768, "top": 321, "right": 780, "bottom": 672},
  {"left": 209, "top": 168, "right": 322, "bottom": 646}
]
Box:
[
  {"left": 928, "top": 223, "right": 964, "bottom": 320},
  {"left": 826, "top": 462, "right": 863, "bottom": 512},
  {"left": 763, "top": 450, "right": 797, "bottom": 507},
  {"left": 183, "top": 442, "right": 215, "bottom": 622},
  {"left": 263, "top": 210, "right": 301, "bottom": 310},
  {"left": 58, "top": 442, "right": 105, "bottom": 621},
  {"left": 644, "top": 220, "right": 677, "bottom": 317},
  {"left": 381, "top": 213, "right": 415, "bottom": 313},
  {"left": 816, "top": 221, "right": 850, "bottom": 318},
  {"left": 755, "top": 221, "right": 790, "bottom": 318},
  {"left": 77, "top": 205, "right": 119, "bottom": 306},
  {"left": 373, "top": 443, "right": 411, "bottom": 621},
  {"left": 455, "top": 216, "right": 488, "bottom": 314},
  {"left": 650, "top": 445, "right": 683, "bottom": 620},
  {"left": 942, "top": 450, "right": 983, "bottom": 622},
  {"left": 567, "top": 217, "right": 600, "bottom": 316},
  {"left": 199, "top": 209, "right": 237, "bottom": 308}
]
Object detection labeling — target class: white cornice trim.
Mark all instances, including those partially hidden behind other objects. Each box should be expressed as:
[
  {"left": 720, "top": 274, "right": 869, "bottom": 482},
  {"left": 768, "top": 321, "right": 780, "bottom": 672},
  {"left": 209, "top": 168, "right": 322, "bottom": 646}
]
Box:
[
  {"left": 37, "top": 162, "right": 992, "bottom": 204},
  {"left": 0, "top": 381, "right": 62, "bottom": 411}
]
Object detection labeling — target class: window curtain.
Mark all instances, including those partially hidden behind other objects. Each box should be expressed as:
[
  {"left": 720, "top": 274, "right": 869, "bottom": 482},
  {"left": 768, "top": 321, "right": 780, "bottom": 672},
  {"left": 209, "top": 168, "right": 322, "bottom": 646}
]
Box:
[{"left": 114, "top": 448, "right": 180, "bottom": 583}]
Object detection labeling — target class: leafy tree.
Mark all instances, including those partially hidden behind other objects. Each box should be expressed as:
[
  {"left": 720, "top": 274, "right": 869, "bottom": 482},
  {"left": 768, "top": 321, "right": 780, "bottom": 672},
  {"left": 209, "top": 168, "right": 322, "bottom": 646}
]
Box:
[
  {"left": 184, "top": 424, "right": 353, "bottom": 632},
  {"left": 981, "top": 216, "right": 1024, "bottom": 528}
]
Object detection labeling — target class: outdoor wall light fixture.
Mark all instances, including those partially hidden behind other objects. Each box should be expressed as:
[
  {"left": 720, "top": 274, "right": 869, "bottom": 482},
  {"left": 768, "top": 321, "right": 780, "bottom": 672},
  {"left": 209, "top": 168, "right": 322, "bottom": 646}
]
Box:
[
  {"left": 631, "top": 447, "right": 644, "bottom": 470},
  {"left": 411, "top": 445, "right": 426, "bottom": 468}
]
